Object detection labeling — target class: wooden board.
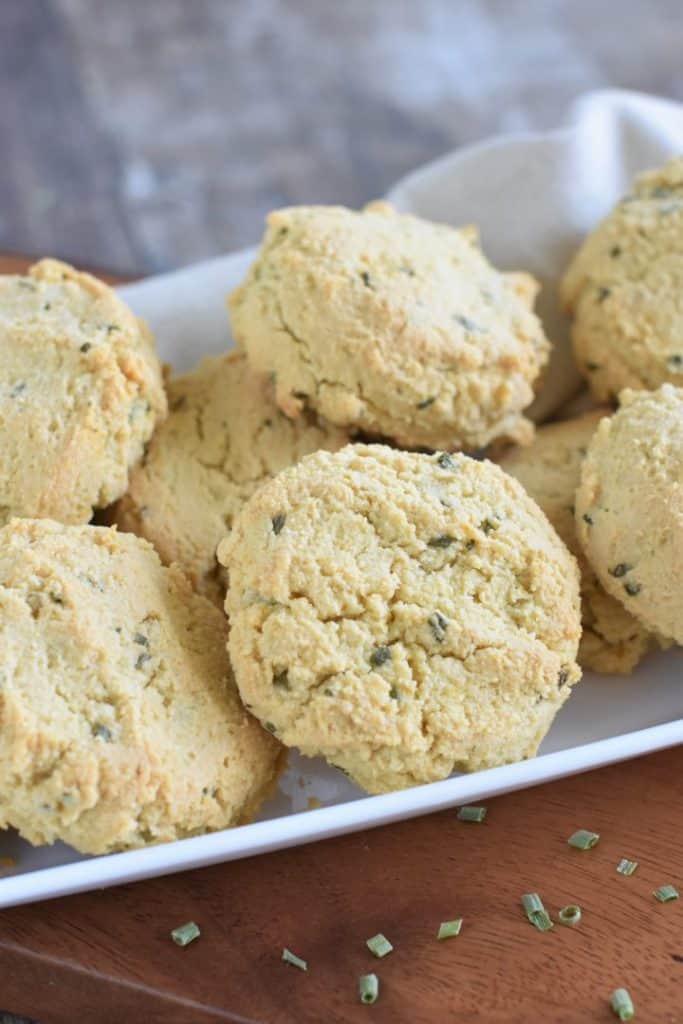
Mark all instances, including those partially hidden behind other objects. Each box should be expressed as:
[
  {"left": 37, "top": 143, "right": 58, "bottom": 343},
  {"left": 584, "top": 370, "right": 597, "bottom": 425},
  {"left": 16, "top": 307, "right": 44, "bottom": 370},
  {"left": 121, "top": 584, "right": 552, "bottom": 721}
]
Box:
[{"left": 0, "top": 255, "right": 681, "bottom": 1023}]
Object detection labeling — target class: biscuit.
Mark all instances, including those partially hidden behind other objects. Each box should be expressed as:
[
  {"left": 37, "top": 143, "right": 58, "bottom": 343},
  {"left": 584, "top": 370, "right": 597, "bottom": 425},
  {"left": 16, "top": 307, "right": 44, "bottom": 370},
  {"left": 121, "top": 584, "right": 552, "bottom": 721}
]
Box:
[
  {"left": 498, "top": 411, "right": 661, "bottom": 674},
  {"left": 219, "top": 444, "right": 581, "bottom": 794},
  {"left": 575, "top": 385, "right": 683, "bottom": 644},
  {"left": 561, "top": 156, "right": 683, "bottom": 400},
  {"left": 113, "top": 352, "right": 348, "bottom": 602},
  {"left": 0, "top": 259, "right": 166, "bottom": 525},
  {"left": 229, "top": 202, "right": 549, "bottom": 451},
  {"left": 0, "top": 518, "right": 282, "bottom": 854}
]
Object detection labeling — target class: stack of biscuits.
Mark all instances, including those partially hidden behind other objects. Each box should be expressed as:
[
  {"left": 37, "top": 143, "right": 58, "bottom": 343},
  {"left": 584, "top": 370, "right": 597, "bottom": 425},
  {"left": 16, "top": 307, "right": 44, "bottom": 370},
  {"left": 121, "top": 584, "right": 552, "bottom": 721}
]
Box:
[{"left": 1, "top": 158, "right": 680, "bottom": 856}]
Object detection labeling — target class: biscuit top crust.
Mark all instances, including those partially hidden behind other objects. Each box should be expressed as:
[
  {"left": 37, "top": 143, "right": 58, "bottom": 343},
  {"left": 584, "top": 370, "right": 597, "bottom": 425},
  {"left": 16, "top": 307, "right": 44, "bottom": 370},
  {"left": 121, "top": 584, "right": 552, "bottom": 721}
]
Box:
[{"left": 229, "top": 202, "right": 549, "bottom": 450}]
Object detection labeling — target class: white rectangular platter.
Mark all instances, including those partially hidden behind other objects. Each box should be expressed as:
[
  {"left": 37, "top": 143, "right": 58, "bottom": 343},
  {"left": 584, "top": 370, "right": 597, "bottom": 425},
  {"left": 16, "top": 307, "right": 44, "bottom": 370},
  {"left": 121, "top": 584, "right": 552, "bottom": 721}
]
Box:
[{"left": 1, "top": 88, "right": 682, "bottom": 908}]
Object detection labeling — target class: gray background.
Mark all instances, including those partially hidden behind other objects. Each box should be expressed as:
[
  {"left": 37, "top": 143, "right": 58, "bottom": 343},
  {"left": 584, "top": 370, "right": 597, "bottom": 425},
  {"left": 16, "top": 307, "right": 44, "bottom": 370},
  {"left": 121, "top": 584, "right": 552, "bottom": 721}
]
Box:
[
  {"left": 1, "top": 0, "right": 682, "bottom": 277},
  {"left": 0, "top": 1, "right": 682, "bottom": 1021}
]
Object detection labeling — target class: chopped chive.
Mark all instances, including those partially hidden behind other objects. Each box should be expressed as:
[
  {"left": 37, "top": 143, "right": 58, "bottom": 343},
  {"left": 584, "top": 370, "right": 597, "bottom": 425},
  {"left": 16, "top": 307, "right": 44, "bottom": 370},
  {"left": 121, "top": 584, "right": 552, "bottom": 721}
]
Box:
[
  {"left": 521, "top": 893, "right": 553, "bottom": 931},
  {"left": 616, "top": 858, "right": 639, "bottom": 876},
  {"left": 282, "top": 947, "right": 308, "bottom": 971},
  {"left": 359, "top": 973, "right": 379, "bottom": 1004},
  {"left": 653, "top": 884, "right": 679, "bottom": 903},
  {"left": 366, "top": 933, "right": 393, "bottom": 958},
  {"left": 437, "top": 918, "right": 463, "bottom": 940},
  {"left": 568, "top": 829, "right": 600, "bottom": 850},
  {"left": 457, "top": 805, "right": 487, "bottom": 823},
  {"left": 558, "top": 904, "right": 582, "bottom": 927},
  {"left": 170, "top": 921, "right": 200, "bottom": 947},
  {"left": 611, "top": 987, "right": 635, "bottom": 1020},
  {"left": 521, "top": 893, "right": 544, "bottom": 917},
  {"left": 529, "top": 909, "right": 554, "bottom": 932}
]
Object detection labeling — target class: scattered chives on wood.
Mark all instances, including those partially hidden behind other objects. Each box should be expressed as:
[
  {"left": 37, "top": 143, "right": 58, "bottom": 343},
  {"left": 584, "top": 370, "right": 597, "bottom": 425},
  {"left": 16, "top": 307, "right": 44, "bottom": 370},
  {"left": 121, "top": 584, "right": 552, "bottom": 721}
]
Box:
[
  {"left": 282, "top": 947, "right": 308, "bottom": 971},
  {"left": 170, "top": 921, "right": 200, "bottom": 947},
  {"left": 558, "top": 904, "right": 582, "bottom": 927},
  {"left": 457, "top": 806, "right": 487, "bottom": 823},
  {"left": 366, "top": 933, "right": 393, "bottom": 958},
  {"left": 567, "top": 829, "right": 600, "bottom": 850},
  {"left": 521, "top": 893, "right": 553, "bottom": 931},
  {"left": 437, "top": 919, "right": 463, "bottom": 940},
  {"left": 610, "top": 987, "right": 635, "bottom": 1020},
  {"left": 653, "top": 884, "right": 679, "bottom": 903},
  {"left": 359, "top": 973, "right": 379, "bottom": 1004},
  {"left": 616, "top": 858, "right": 639, "bottom": 876}
]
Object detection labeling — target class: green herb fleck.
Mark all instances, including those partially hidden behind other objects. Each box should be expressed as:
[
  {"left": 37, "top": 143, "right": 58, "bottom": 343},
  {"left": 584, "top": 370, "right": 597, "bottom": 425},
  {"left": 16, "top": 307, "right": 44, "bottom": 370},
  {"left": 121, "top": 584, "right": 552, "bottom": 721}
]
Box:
[
  {"left": 360, "top": 271, "right": 373, "bottom": 288},
  {"left": 558, "top": 667, "right": 570, "bottom": 687},
  {"left": 282, "top": 947, "right": 307, "bottom": 971},
  {"left": 366, "top": 933, "right": 393, "bottom": 958},
  {"left": 264, "top": 721, "right": 277, "bottom": 733},
  {"left": 428, "top": 611, "right": 448, "bottom": 643},
  {"left": 134, "top": 633, "right": 149, "bottom": 646},
  {"left": 454, "top": 314, "right": 480, "bottom": 331},
  {"left": 370, "top": 646, "right": 391, "bottom": 668},
  {"left": 609, "top": 563, "right": 632, "bottom": 578},
  {"left": 624, "top": 581, "right": 642, "bottom": 596},
  {"left": 597, "top": 286, "right": 611, "bottom": 302},
  {"left": 437, "top": 918, "right": 462, "bottom": 940},
  {"left": 388, "top": 686, "right": 399, "bottom": 700},
  {"left": 273, "top": 669, "right": 290, "bottom": 689},
  {"left": 428, "top": 534, "right": 456, "bottom": 549},
  {"left": 668, "top": 354, "right": 683, "bottom": 368},
  {"left": 171, "top": 921, "right": 200, "bottom": 947},
  {"left": 654, "top": 884, "right": 679, "bottom": 903},
  {"left": 272, "top": 513, "right": 286, "bottom": 535},
  {"left": 92, "top": 724, "right": 112, "bottom": 741},
  {"left": 558, "top": 904, "right": 581, "bottom": 927},
  {"left": 616, "top": 858, "right": 639, "bottom": 876},
  {"left": 80, "top": 342, "right": 91, "bottom": 353},
  {"left": 568, "top": 829, "right": 600, "bottom": 850},
  {"left": 610, "top": 987, "right": 634, "bottom": 1021},
  {"left": 609, "top": 245, "right": 622, "bottom": 258},
  {"left": 521, "top": 893, "right": 553, "bottom": 931},
  {"left": 586, "top": 362, "right": 601, "bottom": 372},
  {"left": 457, "top": 805, "right": 487, "bottom": 823},
  {"left": 437, "top": 452, "right": 455, "bottom": 470},
  {"left": 9, "top": 381, "right": 26, "bottom": 398},
  {"left": 135, "top": 652, "right": 151, "bottom": 670},
  {"left": 106, "top": 324, "right": 120, "bottom": 334},
  {"left": 416, "top": 396, "right": 436, "bottom": 409},
  {"left": 480, "top": 517, "right": 499, "bottom": 534},
  {"left": 582, "top": 513, "right": 594, "bottom": 525},
  {"left": 359, "top": 973, "right": 379, "bottom": 1004}
]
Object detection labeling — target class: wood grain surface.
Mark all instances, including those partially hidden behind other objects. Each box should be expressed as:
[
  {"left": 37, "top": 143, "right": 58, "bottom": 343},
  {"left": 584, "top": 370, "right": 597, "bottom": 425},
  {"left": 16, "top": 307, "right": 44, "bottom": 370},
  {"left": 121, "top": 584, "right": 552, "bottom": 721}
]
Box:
[{"left": 1, "top": 746, "right": 682, "bottom": 1023}]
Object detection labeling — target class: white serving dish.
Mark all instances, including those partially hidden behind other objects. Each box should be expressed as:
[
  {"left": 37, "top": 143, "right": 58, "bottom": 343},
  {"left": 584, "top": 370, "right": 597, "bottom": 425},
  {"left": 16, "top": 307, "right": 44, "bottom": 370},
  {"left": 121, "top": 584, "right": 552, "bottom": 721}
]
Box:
[{"left": 1, "top": 89, "right": 682, "bottom": 909}]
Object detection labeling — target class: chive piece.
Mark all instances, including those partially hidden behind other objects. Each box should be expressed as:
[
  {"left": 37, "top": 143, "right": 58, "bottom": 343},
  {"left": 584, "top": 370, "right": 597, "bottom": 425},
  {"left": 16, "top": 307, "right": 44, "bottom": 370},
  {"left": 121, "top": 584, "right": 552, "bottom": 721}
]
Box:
[
  {"left": 437, "top": 452, "right": 455, "bottom": 470},
  {"left": 366, "top": 933, "right": 393, "bottom": 958},
  {"left": 369, "top": 646, "right": 391, "bottom": 668},
  {"left": 359, "top": 973, "right": 379, "bottom": 1004},
  {"left": 457, "top": 805, "right": 487, "bottom": 823},
  {"left": 437, "top": 918, "right": 463, "bottom": 940},
  {"left": 428, "top": 534, "right": 456, "bottom": 548},
  {"left": 609, "top": 563, "right": 632, "bottom": 578},
  {"left": 521, "top": 893, "right": 544, "bottom": 917},
  {"left": 568, "top": 829, "right": 600, "bottom": 850},
  {"left": 521, "top": 893, "right": 554, "bottom": 931},
  {"left": 282, "top": 947, "right": 307, "bottom": 971},
  {"left": 624, "top": 581, "right": 642, "bottom": 596},
  {"left": 272, "top": 513, "right": 286, "bottom": 535},
  {"left": 616, "top": 858, "right": 639, "bottom": 876},
  {"left": 654, "top": 884, "right": 679, "bottom": 903},
  {"left": 611, "top": 987, "right": 635, "bottom": 1020},
  {"left": 416, "top": 396, "right": 435, "bottom": 409},
  {"left": 582, "top": 512, "right": 594, "bottom": 525},
  {"left": 171, "top": 921, "right": 200, "bottom": 947},
  {"left": 558, "top": 904, "right": 582, "bottom": 927}
]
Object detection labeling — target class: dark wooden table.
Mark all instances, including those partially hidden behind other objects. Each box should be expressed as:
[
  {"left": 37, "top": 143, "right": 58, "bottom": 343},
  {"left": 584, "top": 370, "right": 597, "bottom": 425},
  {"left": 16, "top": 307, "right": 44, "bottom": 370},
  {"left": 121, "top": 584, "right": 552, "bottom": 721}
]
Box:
[{"left": 1, "top": 252, "right": 683, "bottom": 1024}]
